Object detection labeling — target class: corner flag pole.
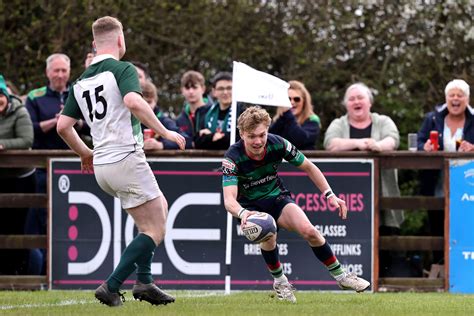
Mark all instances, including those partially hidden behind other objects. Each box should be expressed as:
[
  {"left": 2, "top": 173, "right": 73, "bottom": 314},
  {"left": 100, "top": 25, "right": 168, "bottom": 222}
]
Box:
[
  {"left": 224, "top": 61, "right": 291, "bottom": 295},
  {"left": 225, "top": 97, "right": 238, "bottom": 294}
]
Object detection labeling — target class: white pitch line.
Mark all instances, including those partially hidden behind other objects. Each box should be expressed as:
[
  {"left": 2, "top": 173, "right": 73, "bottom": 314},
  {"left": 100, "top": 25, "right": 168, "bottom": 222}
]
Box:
[
  {"left": 0, "top": 299, "right": 95, "bottom": 310},
  {"left": 177, "top": 291, "right": 226, "bottom": 298},
  {"left": 0, "top": 292, "right": 226, "bottom": 310}
]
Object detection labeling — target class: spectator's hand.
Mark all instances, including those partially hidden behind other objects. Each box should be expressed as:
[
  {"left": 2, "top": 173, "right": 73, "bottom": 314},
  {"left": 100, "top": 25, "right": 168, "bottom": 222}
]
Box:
[
  {"left": 212, "top": 131, "right": 225, "bottom": 142},
  {"left": 144, "top": 138, "right": 164, "bottom": 151},
  {"left": 55, "top": 104, "right": 65, "bottom": 119},
  {"left": 366, "top": 138, "right": 382, "bottom": 152},
  {"left": 424, "top": 139, "right": 434, "bottom": 152},
  {"left": 459, "top": 140, "right": 474, "bottom": 152},
  {"left": 328, "top": 195, "right": 347, "bottom": 219},
  {"left": 356, "top": 138, "right": 369, "bottom": 151},
  {"left": 80, "top": 151, "right": 94, "bottom": 174},
  {"left": 199, "top": 128, "right": 212, "bottom": 136},
  {"left": 163, "top": 130, "right": 186, "bottom": 150},
  {"left": 0, "top": 144, "right": 4, "bottom": 150},
  {"left": 240, "top": 209, "right": 259, "bottom": 227}
]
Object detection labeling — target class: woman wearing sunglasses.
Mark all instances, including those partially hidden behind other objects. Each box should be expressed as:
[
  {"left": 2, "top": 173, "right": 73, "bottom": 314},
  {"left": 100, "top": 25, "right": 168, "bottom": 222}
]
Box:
[{"left": 269, "top": 80, "right": 321, "bottom": 150}]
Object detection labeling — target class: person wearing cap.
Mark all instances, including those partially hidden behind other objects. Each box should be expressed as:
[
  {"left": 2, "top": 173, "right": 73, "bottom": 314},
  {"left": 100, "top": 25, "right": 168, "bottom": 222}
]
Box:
[
  {"left": 0, "top": 75, "right": 33, "bottom": 151},
  {"left": 0, "top": 74, "right": 35, "bottom": 275}
]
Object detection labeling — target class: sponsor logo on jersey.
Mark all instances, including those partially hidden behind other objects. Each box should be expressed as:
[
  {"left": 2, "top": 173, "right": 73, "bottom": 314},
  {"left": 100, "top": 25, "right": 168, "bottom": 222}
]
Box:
[
  {"left": 242, "top": 174, "right": 277, "bottom": 190},
  {"left": 222, "top": 159, "right": 236, "bottom": 175}
]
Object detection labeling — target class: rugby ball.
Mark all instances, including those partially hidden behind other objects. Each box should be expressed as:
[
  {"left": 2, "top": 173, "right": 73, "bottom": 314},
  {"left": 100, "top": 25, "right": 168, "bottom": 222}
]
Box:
[{"left": 242, "top": 212, "right": 277, "bottom": 243}]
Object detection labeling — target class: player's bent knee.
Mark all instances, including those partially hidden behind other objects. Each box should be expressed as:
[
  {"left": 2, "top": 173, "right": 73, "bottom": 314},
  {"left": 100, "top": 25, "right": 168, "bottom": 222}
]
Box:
[
  {"left": 260, "top": 233, "right": 277, "bottom": 250},
  {"left": 301, "top": 225, "right": 323, "bottom": 243}
]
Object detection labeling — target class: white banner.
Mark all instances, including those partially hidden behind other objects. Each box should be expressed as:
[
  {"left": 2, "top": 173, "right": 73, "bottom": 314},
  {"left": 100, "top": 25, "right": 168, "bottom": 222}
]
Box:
[{"left": 232, "top": 61, "right": 291, "bottom": 107}]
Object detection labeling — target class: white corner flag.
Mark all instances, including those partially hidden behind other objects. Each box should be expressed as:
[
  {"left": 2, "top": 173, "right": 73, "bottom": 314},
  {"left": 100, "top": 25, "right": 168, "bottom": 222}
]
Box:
[
  {"left": 232, "top": 61, "right": 292, "bottom": 107},
  {"left": 225, "top": 61, "right": 291, "bottom": 295},
  {"left": 229, "top": 61, "right": 291, "bottom": 145}
]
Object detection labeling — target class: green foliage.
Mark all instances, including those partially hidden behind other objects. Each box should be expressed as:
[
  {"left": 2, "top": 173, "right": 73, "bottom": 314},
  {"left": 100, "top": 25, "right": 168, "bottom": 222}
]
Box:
[
  {"left": 0, "top": 0, "right": 472, "bottom": 139},
  {"left": 400, "top": 210, "right": 428, "bottom": 236},
  {"left": 398, "top": 170, "right": 428, "bottom": 235}
]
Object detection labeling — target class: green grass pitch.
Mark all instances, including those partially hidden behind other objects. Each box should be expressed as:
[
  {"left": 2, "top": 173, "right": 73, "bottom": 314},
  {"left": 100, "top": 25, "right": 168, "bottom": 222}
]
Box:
[{"left": 1, "top": 290, "right": 473, "bottom": 315}]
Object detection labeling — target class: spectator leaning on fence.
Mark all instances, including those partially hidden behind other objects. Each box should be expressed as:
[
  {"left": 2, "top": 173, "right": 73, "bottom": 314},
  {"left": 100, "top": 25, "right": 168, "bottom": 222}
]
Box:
[
  {"left": 176, "top": 70, "right": 213, "bottom": 148},
  {"left": 0, "top": 74, "right": 35, "bottom": 275},
  {"left": 141, "top": 80, "right": 185, "bottom": 150},
  {"left": 418, "top": 79, "right": 474, "bottom": 153},
  {"left": 269, "top": 80, "right": 321, "bottom": 150},
  {"left": 194, "top": 71, "right": 242, "bottom": 150},
  {"left": 323, "top": 82, "right": 404, "bottom": 251},
  {"left": 0, "top": 75, "right": 33, "bottom": 151},
  {"left": 417, "top": 79, "right": 473, "bottom": 264},
  {"left": 417, "top": 78, "right": 474, "bottom": 199}
]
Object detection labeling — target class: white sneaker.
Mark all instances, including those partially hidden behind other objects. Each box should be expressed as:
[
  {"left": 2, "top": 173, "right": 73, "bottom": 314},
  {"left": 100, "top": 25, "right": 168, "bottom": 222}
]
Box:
[
  {"left": 337, "top": 273, "right": 370, "bottom": 292},
  {"left": 273, "top": 280, "right": 297, "bottom": 303}
]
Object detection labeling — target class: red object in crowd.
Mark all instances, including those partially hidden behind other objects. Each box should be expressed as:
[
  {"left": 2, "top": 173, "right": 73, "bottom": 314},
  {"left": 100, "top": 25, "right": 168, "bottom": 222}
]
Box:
[
  {"left": 430, "top": 130, "right": 439, "bottom": 151},
  {"left": 144, "top": 129, "right": 155, "bottom": 140}
]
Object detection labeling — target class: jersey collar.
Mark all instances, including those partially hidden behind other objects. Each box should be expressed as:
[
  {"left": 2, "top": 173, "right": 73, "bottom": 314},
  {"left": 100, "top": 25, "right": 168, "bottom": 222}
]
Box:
[{"left": 91, "top": 54, "right": 117, "bottom": 65}]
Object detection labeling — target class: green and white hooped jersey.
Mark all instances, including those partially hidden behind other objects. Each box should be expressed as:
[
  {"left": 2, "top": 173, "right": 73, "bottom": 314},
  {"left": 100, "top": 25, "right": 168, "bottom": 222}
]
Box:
[{"left": 62, "top": 55, "right": 142, "bottom": 165}]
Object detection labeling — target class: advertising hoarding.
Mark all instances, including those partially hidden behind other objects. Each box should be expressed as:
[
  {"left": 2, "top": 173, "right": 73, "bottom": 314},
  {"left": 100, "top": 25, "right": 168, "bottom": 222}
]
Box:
[{"left": 50, "top": 158, "right": 373, "bottom": 291}]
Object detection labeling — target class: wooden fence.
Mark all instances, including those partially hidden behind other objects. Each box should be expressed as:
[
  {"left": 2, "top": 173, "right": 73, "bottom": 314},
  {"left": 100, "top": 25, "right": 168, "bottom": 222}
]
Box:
[{"left": 1, "top": 149, "right": 474, "bottom": 291}]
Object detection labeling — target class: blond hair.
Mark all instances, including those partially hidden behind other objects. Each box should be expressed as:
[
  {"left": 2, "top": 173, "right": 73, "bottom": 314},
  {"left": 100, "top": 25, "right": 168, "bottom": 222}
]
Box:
[
  {"left": 274, "top": 80, "right": 315, "bottom": 125},
  {"left": 92, "top": 16, "right": 123, "bottom": 46},
  {"left": 237, "top": 106, "right": 271, "bottom": 134}
]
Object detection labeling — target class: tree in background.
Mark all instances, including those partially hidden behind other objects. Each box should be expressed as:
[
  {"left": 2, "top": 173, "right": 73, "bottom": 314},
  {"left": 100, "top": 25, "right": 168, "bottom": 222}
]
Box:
[{"left": 0, "top": 0, "right": 472, "bottom": 144}]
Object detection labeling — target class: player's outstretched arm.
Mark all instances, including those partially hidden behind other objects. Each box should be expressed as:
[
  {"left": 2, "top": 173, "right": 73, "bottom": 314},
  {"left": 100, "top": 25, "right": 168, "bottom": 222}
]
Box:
[
  {"left": 298, "top": 157, "right": 347, "bottom": 219},
  {"left": 223, "top": 185, "right": 242, "bottom": 218},
  {"left": 123, "top": 92, "right": 186, "bottom": 150},
  {"left": 223, "top": 185, "right": 257, "bottom": 225},
  {"left": 57, "top": 114, "right": 94, "bottom": 173}
]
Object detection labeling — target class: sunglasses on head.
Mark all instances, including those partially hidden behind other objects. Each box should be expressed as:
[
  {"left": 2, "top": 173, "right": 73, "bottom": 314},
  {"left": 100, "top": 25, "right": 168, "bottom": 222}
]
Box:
[{"left": 289, "top": 96, "right": 302, "bottom": 102}]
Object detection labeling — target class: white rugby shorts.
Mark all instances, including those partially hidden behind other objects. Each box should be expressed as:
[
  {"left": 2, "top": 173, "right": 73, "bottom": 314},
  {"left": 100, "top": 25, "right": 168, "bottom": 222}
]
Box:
[{"left": 94, "top": 150, "right": 162, "bottom": 209}]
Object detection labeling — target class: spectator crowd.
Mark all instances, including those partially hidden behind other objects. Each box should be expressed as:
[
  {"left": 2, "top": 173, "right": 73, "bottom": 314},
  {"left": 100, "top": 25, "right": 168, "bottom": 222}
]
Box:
[{"left": 0, "top": 52, "right": 472, "bottom": 276}]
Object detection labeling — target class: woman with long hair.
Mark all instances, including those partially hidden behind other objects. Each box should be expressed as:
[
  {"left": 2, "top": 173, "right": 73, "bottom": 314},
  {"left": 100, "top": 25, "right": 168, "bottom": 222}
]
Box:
[{"left": 269, "top": 80, "right": 321, "bottom": 150}]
